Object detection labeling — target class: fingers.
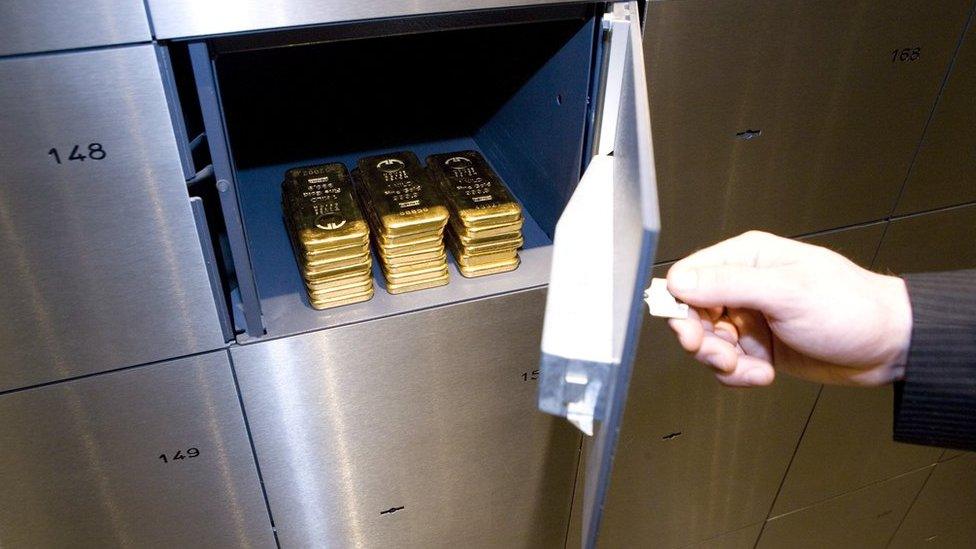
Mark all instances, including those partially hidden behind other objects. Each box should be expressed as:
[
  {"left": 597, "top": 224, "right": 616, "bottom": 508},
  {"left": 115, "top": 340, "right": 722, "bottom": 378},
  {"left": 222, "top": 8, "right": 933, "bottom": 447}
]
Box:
[
  {"left": 670, "top": 230, "right": 819, "bottom": 271},
  {"left": 668, "top": 308, "right": 705, "bottom": 354},
  {"left": 714, "top": 355, "right": 776, "bottom": 387},
  {"left": 668, "top": 307, "right": 740, "bottom": 374},
  {"left": 667, "top": 230, "right": 778, "bottom": 272},
  {"left": 712, "top": 316, "right": 739, "bottom": 345},
  {"left": 694, "top": 332, "right": 739, "bottom": 373},
  {"left": 727, "top": 308, "right": 771, "bottom": 362},
  {"left": 668, "top": 305, "right": 774, "bottom": 387},
  {"left": 665, "top": 231, "right": 829, "bottom": 313},
  {"left": 669, "top": 317, "right": 775, "bottom": 386},
  {"left": 667, "top": 263, "right": 795, "bottom": 312}
]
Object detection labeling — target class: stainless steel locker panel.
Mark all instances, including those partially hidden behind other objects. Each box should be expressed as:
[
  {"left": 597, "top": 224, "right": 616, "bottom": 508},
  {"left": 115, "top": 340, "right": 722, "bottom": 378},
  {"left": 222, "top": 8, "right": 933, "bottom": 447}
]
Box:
[
  {"left": 772, "top": 215, "right": 943, "bottom": 516},
  {"left": 645, "top": 0, "right": 973, "bottom": 262},
  {"left": 0, "top": 45, "right": 226, "bottom": 392},
  {"left": 889, "top": 454, "right": 976, "bottom": 548},
  {"left": 0, "top": 351, "right": 275, "bottom": 548},
  {"left": 232, "top": 289, "right": 580, "bottom": 548},
  {"left": 771, "top": 385, "right": 942, "bottom": 515},
  {"left": 943, "top": 449, "right": 969, "bottom": 461},
  {"left": 695, "top": 524, "right": 763, "bottom": 549},
  {"left": 895, "top": 17, "right": 976, "bottom": 216},
  {"left": 0, "top": 0, "right": 150, "bottom": 57},
  {"left": 772, "top": 207, "right": 976, "bottom": 515},
  {"left": 147, "top": 0, "right": 592, "bottom": 39},
  {"left": 594, "top": 309, "right": 817, "bottom": 549},
  {"left": 799, "top": 222, "right": 887, "bottom": 269},
  {"left": 593, "top": 224, "right": 883, "bottom": 548},
  {"left": 875, "top": 203, "right": 976, "bottom": 273},
  {"left": 757, "top": 466, "right": 930, "bottom": 548}
]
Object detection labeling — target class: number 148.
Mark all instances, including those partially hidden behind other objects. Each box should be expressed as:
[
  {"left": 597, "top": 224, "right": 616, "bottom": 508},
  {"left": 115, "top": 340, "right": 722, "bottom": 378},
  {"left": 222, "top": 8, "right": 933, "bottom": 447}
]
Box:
[{"left": 48, "top": 143, "right": 106, "bottom": 164}]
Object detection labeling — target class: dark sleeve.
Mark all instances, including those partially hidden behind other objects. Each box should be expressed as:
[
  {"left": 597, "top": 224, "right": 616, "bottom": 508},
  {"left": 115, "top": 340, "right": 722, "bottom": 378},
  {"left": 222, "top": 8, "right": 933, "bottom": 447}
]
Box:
[{"left": 894, "top": 269, "right": 976, "bottom": 451}]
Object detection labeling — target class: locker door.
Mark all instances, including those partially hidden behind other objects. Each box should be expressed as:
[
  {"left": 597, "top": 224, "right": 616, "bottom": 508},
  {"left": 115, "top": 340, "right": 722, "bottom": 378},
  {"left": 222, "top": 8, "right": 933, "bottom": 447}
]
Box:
[
  {"left": 0, "top": 351, "right": 274, "bottom": 547},
  {"left": 0, "top": 0, "right": 150, "bottom": 56},
  {"left": 536, "top": 4, "right": 659, "bottom": 547},
  {"left": 0, "top": 45, "right": 226, "bottom": 391}
]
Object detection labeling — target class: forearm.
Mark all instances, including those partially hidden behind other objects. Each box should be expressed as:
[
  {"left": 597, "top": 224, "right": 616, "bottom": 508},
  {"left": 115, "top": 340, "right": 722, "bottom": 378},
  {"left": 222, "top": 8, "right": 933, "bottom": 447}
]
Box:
[{"left": 894, "top": 269, "right": 976, "bottom": 451}]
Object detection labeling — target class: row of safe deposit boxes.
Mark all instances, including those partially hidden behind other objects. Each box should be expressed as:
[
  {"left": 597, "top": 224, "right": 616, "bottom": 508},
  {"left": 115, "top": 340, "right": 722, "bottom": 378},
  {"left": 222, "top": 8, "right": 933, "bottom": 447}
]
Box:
[{"left": 1, "top": 0, "right": 976, "bottom": 547}]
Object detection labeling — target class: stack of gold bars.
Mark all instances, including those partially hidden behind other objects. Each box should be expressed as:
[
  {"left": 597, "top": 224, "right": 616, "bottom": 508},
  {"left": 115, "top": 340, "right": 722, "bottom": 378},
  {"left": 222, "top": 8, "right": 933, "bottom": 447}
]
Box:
[
  {"left": 427, "top": 150, "right": 523, "bottom": 277},
  {"left": 354, "top": 151, "right": 450, "bottom": 294},
  {"left": 282, "top": 163, "right": 374, "bottom": 309}
]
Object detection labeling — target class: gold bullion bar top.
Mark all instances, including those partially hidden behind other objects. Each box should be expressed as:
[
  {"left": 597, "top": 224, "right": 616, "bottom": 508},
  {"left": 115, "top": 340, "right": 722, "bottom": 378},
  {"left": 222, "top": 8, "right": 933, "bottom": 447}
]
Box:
[
  {"left": 282, "top": 162, "right": 374, "bottom": 310},
  {"left": 356, "top": 151, "right": 449, "bottom": 237},
  {"left": 426, "top": 150, "right": 522, "bottom": 227},
  {"left": 282, "top": 163, "right": 370, "bottom": 251}
]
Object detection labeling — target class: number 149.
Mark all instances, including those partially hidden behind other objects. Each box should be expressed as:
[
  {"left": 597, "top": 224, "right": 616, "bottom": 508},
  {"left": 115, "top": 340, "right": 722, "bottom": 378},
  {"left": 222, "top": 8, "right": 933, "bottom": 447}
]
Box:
[{"left": 158, "top": 447, "right": 200, "bottom": 463}]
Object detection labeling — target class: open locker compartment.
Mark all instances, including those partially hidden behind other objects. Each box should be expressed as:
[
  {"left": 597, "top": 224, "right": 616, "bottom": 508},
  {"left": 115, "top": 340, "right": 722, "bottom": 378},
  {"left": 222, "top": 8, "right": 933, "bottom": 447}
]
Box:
[{"left": 189, "top": 5, "right": 603, "bottom": 340}]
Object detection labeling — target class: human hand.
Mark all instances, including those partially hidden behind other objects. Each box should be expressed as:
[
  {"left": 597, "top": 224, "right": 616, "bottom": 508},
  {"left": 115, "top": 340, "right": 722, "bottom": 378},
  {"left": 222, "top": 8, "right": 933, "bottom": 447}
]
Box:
[{"left": 665, "top": 231, "right": 912, "bottom": 388}]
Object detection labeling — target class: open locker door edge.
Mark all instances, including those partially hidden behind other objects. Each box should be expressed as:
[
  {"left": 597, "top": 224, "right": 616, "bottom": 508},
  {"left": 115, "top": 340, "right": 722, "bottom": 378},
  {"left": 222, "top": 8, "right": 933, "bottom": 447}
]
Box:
[{"left": 537, "top": 2, "right": 660, "bottom": 547}]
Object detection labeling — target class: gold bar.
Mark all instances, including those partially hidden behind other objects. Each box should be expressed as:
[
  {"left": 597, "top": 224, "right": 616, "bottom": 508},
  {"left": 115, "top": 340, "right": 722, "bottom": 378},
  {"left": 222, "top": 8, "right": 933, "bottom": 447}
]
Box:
[
  {"left": 374, "top": 229, "right": 443, "bottom": 250},
  {"left": 301, "top": 253, "right": 371, "bottom": 276},
  {"left": 379, "top": 244, "right": 445, "bottom": 262},
  {"left": 455, "top": 229, "right": 523, "bottom": 248},
  {"left": 296, "top": 235, "right": 370, "bottom": 260},
  {"left": 309, "top": 287, "right": 375, "bottom": 310},
  {"left": 457, "top": 256, "right": 521, "bottom": 278},
  {"left": 449, "top": 216, "right": 524, "bottom": 240},
  {"left": 302, "top": 258, "right": 373, "bottom": 284},
  {"left": 285, "top": 218, "right": 371, "bottom": 279},
  {"left": 305, "top": 271, "right": 373, "bottom": 292},
  {"left": 445, "top": 230, "right": 521, "bottom": 254},
  {"left": 355, "top": 152, "right": 449, "bottom": 237},
  {"left": 426, "top": 150, "right": 522, "bottom": 226},
  {"left": 454, "top": 249, "right": 518, "bottom": 267},
  {"left": 385, "top": 273, "right": 450, "bottom": 295},
  {"left": 302, "top": 246, "right": 371, "bottom": 268},
  {"left": 383, "top": 253, "right": 449, "bottom": 274},
  {"left": 308, "top": 279, "right": 374, "bottom": 299},
  {"left": 382, "top": 263, "right": 449, "bottom": 284},
  {"left": 282, "top": 163, "right": 370, "bottom": 250}
]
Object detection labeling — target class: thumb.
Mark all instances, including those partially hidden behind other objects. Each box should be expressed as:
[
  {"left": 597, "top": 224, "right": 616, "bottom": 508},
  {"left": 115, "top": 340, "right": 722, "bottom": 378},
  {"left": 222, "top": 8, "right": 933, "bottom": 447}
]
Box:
[{"left": 666, "top": 264, "right": 794, "bottom": 313}]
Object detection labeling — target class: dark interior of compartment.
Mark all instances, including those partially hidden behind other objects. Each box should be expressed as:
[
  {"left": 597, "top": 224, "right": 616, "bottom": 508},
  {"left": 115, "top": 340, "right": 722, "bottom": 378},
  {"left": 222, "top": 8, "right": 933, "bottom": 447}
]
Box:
[
  {"left": 218, "top": 19, "right": 590, "bottom": 168},
  {"left": 204, "top": 14, "right": 598, "bottom": 336},
  {"left": 215, "top": 16, "right": 597, "bottom": 237}
]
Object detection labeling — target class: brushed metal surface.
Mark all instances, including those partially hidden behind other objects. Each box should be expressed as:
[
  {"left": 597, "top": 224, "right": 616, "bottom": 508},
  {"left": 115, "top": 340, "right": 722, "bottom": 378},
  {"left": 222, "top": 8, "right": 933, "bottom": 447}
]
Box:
[
  {"left": 0, "top": 351, "right": 275, "bottom": 548},
  {"left": 798, "top": 222, "right": 887, "bottom": 268},
  {"left": 148, "top": 0, "right": 594, "bottom": 39},
  {"left": 875, "top": 203, "right": 976, "bottom": 273},
  {"left": 0, "top": 0, "right": 150, "bottom": 57},
  {"left": 692, "top": 523, "right": 763, "bottom": 549},
  {"left": 771, "top": 385, "right": 942, "bottom": 515},
  {"left": 646, "top": 0, "right": 973, "bottom": 261},
  {"left": 767, "top": 222, "right": 944, "bottom": 516},
  {"left": 757, "top": 466, "right": 931, "bottom": 548},
  {"left": 942, "top": 449, "right": 969, "bottom": 461},
  {"left": 890, "top": 454, "right": 976, "bottom": 548},
  {"left": 232, "top": 289, "right": 580, "bottom": 548},
  {"left": 895, "top": 17, "right": 976, "bottom": 215},
  {"left": 0, "top": 46, "right": 225, "bottom": 391},
  {"left": 592, "top": 224, "right": 882, "bottom": 548},
  {"left": 595, "top": 268, "right": 818, "bottom": 548}
]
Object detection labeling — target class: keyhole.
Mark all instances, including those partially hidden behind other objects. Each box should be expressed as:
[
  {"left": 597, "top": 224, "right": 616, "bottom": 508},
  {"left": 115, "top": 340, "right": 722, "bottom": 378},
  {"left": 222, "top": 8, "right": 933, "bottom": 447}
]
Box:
[{"left": 735, "top": 129, "right": 762, "bottom": 141}]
